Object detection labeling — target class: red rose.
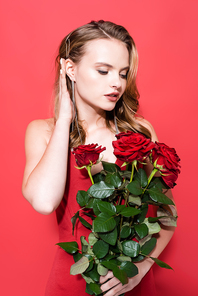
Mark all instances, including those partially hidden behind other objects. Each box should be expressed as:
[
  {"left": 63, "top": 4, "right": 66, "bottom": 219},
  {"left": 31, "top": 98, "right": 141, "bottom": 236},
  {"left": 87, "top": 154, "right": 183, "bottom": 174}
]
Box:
[
  {"left": 72, "top": 144, "right": 106, "bottom": 167},
  {"left": 112, "top": 131, "right": 155, "bottom": 163},
  {"left": 152, "top": 142, "right": 181, "bottom": 188}
]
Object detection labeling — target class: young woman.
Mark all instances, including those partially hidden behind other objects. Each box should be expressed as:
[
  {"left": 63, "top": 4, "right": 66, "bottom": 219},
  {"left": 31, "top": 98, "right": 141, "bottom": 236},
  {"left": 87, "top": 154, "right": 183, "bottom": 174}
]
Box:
[{"left": 22, "top": 20, "right": 176, "bottom": 296}]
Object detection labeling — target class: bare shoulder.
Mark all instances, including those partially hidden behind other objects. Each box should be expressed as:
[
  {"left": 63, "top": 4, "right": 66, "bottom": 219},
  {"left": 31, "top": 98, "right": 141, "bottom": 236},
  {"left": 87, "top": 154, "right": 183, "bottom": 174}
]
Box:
[
  {"left": 25, "top": 118, "right": 54, "bottom": 144},
  {"left": 135, "top": 116, "right": 159, "bottom": 142}
]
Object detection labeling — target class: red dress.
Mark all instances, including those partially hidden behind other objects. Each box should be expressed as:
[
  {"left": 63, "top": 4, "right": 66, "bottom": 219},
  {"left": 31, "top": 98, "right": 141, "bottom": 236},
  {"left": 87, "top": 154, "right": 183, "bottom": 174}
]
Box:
[{"left": 45, "top": 152, "right": 157, "bottom": 296}]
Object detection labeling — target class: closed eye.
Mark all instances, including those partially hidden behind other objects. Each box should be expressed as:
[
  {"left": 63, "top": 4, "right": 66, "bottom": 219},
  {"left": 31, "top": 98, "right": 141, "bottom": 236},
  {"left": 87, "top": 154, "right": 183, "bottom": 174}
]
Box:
[
  {"left": 98, "top": 70, "right": 108, "bottom": 75},
  {"left": 120, "top": 73, "right": 127, "bottom": 79}
]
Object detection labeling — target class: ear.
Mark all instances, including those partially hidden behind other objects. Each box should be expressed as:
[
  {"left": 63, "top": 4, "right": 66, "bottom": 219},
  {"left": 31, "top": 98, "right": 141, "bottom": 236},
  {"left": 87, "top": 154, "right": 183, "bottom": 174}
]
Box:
[{"left": 65, "top": 59, "right": 76, "bottom": 81}]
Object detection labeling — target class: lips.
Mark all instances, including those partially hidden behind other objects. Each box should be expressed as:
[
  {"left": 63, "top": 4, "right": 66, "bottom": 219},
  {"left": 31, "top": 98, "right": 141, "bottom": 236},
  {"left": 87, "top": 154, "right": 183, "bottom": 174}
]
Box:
[{"left": 104, "top": 92, "right": 119, "bottom": 102}]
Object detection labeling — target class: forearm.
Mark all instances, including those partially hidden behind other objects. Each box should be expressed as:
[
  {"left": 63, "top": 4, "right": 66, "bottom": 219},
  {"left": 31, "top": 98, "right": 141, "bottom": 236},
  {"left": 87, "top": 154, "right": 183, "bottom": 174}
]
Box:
[
  {"left": 134, "top": 225, "right": 175, "bottom": 286},
  {"left": 22, "top": 118, "right": 70, "bottom": 214}
]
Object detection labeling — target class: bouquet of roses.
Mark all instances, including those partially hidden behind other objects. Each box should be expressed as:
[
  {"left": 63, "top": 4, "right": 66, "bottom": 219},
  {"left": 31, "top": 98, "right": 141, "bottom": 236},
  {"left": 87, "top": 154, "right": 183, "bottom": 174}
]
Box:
[{"left": 57, "top": 131, "right": 180, "bottom": 296}]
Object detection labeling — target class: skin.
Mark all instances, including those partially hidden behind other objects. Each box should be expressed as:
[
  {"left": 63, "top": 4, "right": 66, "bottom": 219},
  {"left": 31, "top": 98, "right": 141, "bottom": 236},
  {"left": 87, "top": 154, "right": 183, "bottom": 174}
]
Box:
[{"left": 22, "top": 38, "right": 176, "bottom": 295}]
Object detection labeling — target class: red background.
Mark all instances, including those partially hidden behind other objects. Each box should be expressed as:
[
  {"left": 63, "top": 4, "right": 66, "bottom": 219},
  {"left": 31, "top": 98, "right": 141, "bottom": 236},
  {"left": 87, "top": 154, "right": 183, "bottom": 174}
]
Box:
[{"left": 1, "top": 0, "right": 197, "bottom": 295}]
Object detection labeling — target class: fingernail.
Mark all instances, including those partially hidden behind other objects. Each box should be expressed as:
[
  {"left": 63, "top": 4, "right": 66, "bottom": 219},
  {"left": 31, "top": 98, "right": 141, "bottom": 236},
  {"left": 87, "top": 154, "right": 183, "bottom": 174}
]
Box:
[
  {"left": 60, "top": 58, "right": 62, "bottom": 65},
  {"left": 60, "top": 69, "right": 62, "bottom": 74}
]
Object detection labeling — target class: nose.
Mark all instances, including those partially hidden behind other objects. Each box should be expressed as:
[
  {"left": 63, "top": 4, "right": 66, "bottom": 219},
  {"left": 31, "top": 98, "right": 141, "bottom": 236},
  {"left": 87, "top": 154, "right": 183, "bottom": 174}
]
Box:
[{"left": 110, "top": 73, "right": 122, "bottom": 89}]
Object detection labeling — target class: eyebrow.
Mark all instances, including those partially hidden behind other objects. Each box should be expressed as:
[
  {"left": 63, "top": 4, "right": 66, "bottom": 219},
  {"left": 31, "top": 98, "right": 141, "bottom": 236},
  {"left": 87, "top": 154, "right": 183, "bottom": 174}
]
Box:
[{"left": 94, "top": 62, "right": 129, "bottom": 71}]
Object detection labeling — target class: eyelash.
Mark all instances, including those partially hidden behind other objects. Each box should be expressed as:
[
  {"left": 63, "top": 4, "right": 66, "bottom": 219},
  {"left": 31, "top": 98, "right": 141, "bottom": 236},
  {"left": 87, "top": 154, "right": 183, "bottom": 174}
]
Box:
[{"left": 97, "top": 70, "right": 127, "bottom": 79}]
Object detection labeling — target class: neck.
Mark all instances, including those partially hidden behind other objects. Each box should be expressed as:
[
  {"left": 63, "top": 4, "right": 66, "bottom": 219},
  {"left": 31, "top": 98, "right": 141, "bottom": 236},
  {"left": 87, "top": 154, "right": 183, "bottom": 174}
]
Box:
[{"left": 75, "top": 99, "right": 107, "bottom": 134}]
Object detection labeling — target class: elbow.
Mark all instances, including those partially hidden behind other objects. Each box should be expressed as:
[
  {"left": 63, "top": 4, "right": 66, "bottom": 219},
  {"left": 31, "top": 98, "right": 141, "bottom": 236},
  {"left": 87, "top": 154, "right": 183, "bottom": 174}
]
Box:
[
  {"left": 22, "top": 186, "right": 57, "bottom": 215},
  {"left": 31, "top": 200, "right": 56, "bottom": 215}
]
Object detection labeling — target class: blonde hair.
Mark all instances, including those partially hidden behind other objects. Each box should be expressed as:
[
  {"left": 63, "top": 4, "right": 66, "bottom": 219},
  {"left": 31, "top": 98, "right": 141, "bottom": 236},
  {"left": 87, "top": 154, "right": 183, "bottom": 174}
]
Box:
[{"left": 54, "top": 20, "right": 151, "bottom": 147}]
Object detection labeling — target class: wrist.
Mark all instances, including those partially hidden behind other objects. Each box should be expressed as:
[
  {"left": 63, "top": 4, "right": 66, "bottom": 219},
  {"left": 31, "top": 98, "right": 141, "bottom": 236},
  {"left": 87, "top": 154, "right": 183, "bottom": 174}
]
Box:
[
  {"left": 135, "top": 258, "right": 154, "bottom": 278},
  {"left": 56, "top": 117, "right": 72, "bottom": 127}
]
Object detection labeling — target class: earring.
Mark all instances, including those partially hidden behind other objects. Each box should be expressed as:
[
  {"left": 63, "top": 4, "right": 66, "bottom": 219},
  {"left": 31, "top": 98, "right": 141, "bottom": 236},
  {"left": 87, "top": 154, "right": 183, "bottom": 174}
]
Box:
[
  {"left": 114, "top": 109, "right": 119, "bottom": 134},
  {"left": 71, "top": 80, "right": 82, "bottom": 143}
]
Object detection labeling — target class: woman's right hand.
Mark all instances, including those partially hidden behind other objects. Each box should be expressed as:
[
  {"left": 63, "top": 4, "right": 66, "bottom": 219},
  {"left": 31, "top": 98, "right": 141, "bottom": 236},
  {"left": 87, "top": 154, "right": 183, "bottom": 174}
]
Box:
[
  {"left": 22, "top": 59, "right": 73, "bottom": 215},
  {"left": 58, "top": 58, "right": 74, "bottom": 123}
]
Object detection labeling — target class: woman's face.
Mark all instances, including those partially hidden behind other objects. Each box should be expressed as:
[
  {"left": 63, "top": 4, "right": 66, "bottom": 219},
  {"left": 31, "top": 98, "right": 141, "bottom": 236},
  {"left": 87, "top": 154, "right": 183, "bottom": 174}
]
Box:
[{"left": 73, "top": 38, "right": 129, "bottom": 114}]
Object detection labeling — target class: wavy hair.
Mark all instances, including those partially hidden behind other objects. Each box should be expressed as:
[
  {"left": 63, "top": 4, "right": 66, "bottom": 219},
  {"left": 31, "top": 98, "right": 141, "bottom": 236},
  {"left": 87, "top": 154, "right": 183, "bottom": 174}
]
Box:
[{"left": 54, "top": 20, "right": 151, "bottom": 147}]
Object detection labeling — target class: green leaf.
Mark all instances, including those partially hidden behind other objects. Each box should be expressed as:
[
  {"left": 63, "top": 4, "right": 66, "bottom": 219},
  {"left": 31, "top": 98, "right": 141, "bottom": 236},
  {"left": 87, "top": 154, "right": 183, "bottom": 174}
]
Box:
[
  {"left": 117, "top": 240, "right": 123, "bottom": 252},
  {"left": 139, "top": 234, "right": 152, "bottom": 247},
  {"left": 101, "top": 260, "right": 118, "bottom": 270},
  {"left": 132, "top": 254, "right": 145, "bottom": 262},
  {"left": 80, "top": 236, "right": 89, "bottom": 254},
  {"left": 76, "top": 190, "right": 90, "bottom": 207},
  {"left": 113, "top": 267, "right": 128, "bottom": 285},
  {"left": 127, "top": 180, "right": 142, "bottom": 195},
  {"left": 102, "top": 254, "right": 116, "bottom": 261},
  {"left": 101, "top": 261, "right": 128, "bottom": 285},
  {"left": 116, "top": 205, "right": 126, "bottom": 213},
  {"left": 148, "top": 188, "right": 175, "bottom": 205},
  {"left": 86, "top": 283, "right": 94, "bottom": 295},
  {"left": 156, "top": 206, "right": 177, "bottom": 227},
  {"left": 88, "top": 233, "right": 98, "bottom": 246},
  {"left": 148, "top": 216, "right": 167, "bottom": 223},
  {"left": 89, "top": 283, "right": 102, "bottom": 295},
  {"left": 120, "top": 261, "right": 138, "bottom": 278},
  {"left": 93, "top": 240, "right": 109, "bottom": 259},
  {"left": 136, "top": 168, "right": 148, "bottom": 187},
  {"left": 88, "top": 181, "right": 115, "bottom": 199},
  {"left": 134, "top": 223, "right": 148, "bottom": 239},
  {"left": 73, "top": 252, "right": 83, "bottom": 262},
  {"left": 81, "top": 274, "right": 94, "bottom": 284},
  {"left": 129, "top": 195, "right": 142, "bottom": 206},
  {"left": 84, "top": 254, "right": 94, "bottom": 272},
  {"left": 141, "top": 191, "right": 150, "bottom": 203},
  {"left": 102, "top": 161, "right": 121, "bottom": 172},
  {"left": 141, "top": 237, "right": 157, "bottom": 256},
  {"left": 122, "top": 240, "right": 140, "bottom": 257},
  {"left": 70, "top": 256, "right": 89, "bottom": 275},
  {"left": 86, "top": 197, "right": 95, "bottom": 209},
  {"left": 71, "top": 211, "right": 79, "bottom": 235},
  {"left": 149, "top": 177, "right": 164, "bottom": 191},
  {"left": 99, "top": 227, "right": 118, "bottom": 245},
  {"left": 120, "top": 207, "right": 141, "bottom": 217},
  {"left": 143, "top": 218, "right": 161, "bottom": 235},
  {"left": 110, "top": 243, "right": 120, "bottom": 254},
  {"left": 97, "top": 263, "right": 108, "bottom": 276},
  {"left": 120, "top": 226, "right": 131, "bottom": 239},
  {"left": 79, "top": 216, "right": 92, "bottom": 229},
  {"left": 56, "top": 241, "right": 78, "bottom": 254},
  {"left": 85, "top": 264, "right": 100, "bottom": 282},
  {"left": 93, "top": 172, "right": 105, "bottom": 183},
  {"left": 84, "top": 212, "right": 96, "bottom": 220},
  {"left": 93, "top": 213, "right": 116, "bottom": 232},
  {"left": 81, "top": 236, "right": 89, "bottom": 246},
  {"left": 105, "top": 172, "right": 122, "bottom": 188},
  {"left": 97, "top": 200, "right": 116, "bottom": 216},
  {"left": 117, "top": 256, "right": 131, "bottom": 262},
  {"left": 93, "top": 199, "right": 101, "bottom": 216},
  {"left": 150, "top": 257, "right": 173, "bottom": 270},
  {"left": 136, "top": 204, "right": 148, "bottom": 223}
]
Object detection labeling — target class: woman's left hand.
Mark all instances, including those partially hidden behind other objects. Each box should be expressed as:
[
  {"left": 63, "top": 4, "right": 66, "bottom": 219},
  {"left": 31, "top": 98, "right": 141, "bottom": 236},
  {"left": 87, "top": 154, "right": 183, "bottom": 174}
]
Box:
[{"left": 100, "top": 259, "right": 153, "bottom": 296}]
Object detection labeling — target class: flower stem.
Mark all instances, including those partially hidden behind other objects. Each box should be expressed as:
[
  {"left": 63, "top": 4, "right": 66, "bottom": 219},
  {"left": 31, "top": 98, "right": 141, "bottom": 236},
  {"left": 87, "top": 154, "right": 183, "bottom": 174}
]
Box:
[
  {"left": 130, "top": 161, "right": 135, "bottom": 183},
  {"left": 142, "top": 168, "right": 158, "bottom": 195},
  {"left": 87, "top": 166, "right": 94, "bottom": 185},
  {"left": 147, "top": 168, "right": 158, "bottom": 186}
]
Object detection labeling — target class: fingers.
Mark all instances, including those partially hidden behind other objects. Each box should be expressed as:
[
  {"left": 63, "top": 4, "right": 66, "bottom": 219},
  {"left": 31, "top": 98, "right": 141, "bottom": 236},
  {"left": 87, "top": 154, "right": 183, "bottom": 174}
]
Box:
[
  {"left": 60, "top": 58, "right": 68, "bottom": 96},
  {"left": 100, "top": 272, "right": 122, "bottom": 294},
  {"left": 100, "top": 271, "right": 113, "bottom": 284}
]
